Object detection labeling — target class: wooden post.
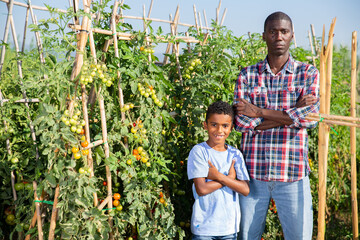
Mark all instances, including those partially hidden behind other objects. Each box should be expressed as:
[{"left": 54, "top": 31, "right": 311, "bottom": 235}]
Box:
[
  {"left": 33, "top": 181, "right": 43, "bottom": 240},
  {"left": 219, "top": 8, "right": 227, "bottom": 26},
  {"left": 317, "top": 23, "right": 328, "bottom": 240},
  {"left": 203, "top": 9, "right": 209, "bottom": 33},
  {"left": 27, "top": 0, "right": 45, "bottom": 64},
  {"left": 308, "top": 30, "right": 316, "bottom": 67},
  {"left": 193, "top": 4, "right": 199, "bottom": 35},
  {"left": 216, "top": 0, "right": 221, "bottom": 25},
  {"left": 48, "top": 184, "right": 60, "bottom": 240},
  {"left": 292, "top": 24, "right": 297, "bottom": 48},
  {"left": 350, "top": 31, "right": 358, "bottom": 240},
  {"left": 0, "top": 0, "right": 14, "bottom": 75},
  {"left": 99, "top": 97, "right": 114, "bottom": 239},
  {"left": 311, "top": 24, "right": 319, "bottom": 55},
  {"left": 21, "top": 6, "right": 30, "bottom": 52},
  {"left": 317, "top": 18, "right": 336, "bottom": 240}
]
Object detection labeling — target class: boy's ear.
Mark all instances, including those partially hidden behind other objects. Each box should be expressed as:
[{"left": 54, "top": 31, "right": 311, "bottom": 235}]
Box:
[{"left": 203, "top": 121, "right": 208, "bottom": 130}]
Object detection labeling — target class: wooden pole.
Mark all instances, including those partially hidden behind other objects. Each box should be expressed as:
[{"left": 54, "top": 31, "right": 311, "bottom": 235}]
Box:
[
  {"left": 33, "top": 181, "right": 43, "bottom": 240},
  {"left": 219, "top": 8, "right": 227, "bottom": 26},
  {"left": 216, "top": 0, "right": 221, "bottom": 25},
  {"left": 311, "top": 24, "right": 319, "bottom": 55},
  {"left": 0, "top": 0, "right": 14, "bottom": 75},
  {"left": 317, "top": 23, "right": 328, "bottom": 240},
  {"left": 292, "top": 24, "right": 297, "bottom": 48},
  {"left": 24, "top": 191, "right": 44, "bottom": 240},
  {"left": 350, "top": 31, "right": 358, "bottom": 240},
  {"left": 308, "top": 30, "right": 316, "bottom": 67},
  {"left": 7, "top": 2, "right": 40, "bottom": 160},
  {"left": 99, "top": 97, "right": 114, "bottom": 239},
  {"left": 193, "top": 4, "right": 199, "bottom": 35},
  {"left": 203, "top": 9, "right": 209, "bottom": 33},
  {"left": 70, "top": 0, "right": 92, "bottom": 82},
  {"left": 48, "top": 184, "right": 60, "bottom": 240},
  {"left": 147, "top": 0, "right": 154, "bottom": 18},
  {"left": 21, "top": 6, "right": 30, "bottom": 52},
  {"left": 27, "top": 0, "right": 45, "bottom": 64}
]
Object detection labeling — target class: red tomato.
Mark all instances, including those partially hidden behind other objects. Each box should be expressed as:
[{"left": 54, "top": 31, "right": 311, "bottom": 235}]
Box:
[{"left": 103, "top": 181, "right": 107, "bottom": 186}]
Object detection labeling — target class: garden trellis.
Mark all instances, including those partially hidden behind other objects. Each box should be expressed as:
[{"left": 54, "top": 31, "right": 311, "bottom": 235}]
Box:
[{"left": 0, "top": 0, "right": 359, "bottom": 239}]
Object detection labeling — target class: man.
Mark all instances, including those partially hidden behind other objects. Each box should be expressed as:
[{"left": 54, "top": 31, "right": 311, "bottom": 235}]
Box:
[{"left": 233, "top": 12, "right": 319, "bottom": 239}]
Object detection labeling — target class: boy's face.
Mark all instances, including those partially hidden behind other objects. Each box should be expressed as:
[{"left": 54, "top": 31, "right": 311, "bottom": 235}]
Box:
[{"left": 204, "top": 113, "right": 233, "bottom": 149}]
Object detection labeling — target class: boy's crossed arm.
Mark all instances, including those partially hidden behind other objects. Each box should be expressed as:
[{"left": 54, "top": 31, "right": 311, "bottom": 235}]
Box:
[{"left": 193, "top": 160, "right": 250, "bottom": 197}]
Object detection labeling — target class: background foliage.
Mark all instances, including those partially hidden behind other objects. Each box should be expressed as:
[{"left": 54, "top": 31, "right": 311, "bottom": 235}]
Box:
[{"left": 0, "top": 2, "right": 359, "bottom": 239}]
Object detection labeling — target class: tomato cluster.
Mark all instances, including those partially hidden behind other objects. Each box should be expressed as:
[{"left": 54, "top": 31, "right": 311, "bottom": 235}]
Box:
[
  {"left": 137, "top": 83, "right": 163, "bottom": 107},
  {"left": 183, "top": 58, "right": 202, "bottom": 79},
  {"left": 61, "top": 102, "right": 85, "bottom": 135},
  {"left": 80, "top": 60, "right": 114, "bottom": 87}
]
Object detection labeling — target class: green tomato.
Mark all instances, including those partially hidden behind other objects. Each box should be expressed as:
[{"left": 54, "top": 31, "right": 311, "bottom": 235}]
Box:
[
  {"left": 79, "top": 168, "right": 85, "bottom": 174},
  {"left": 6, "top": 214, "right": 15, "bottom": 222},
  {"left": 14, "top": 183, "right": 24, "bottom": 191},
  {"left": 70, "top": 126, "right": 77, "bottom": 132},
  {"left": 24, "top": 183, "right": 33, "bottom": 191},
  {"left": 11, "top": 157, "right": 19, "bottom": 164},
  {"left": 64, "top": 110, "right": 70, "bottom": 117}
]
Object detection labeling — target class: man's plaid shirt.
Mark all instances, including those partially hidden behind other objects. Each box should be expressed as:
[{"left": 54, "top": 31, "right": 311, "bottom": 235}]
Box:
[{"left": 234, "top": 55, "right": 320, "bottom": 182}]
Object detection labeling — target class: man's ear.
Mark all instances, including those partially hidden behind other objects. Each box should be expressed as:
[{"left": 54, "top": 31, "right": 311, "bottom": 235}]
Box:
[{"left": 262, "top": 32, "right": 265, "bottom": 41}]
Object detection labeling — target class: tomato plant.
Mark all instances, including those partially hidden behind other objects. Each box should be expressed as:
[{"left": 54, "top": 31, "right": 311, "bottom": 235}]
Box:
[{"left": 0, "top": 2, "right": 358, "bottom": 240}]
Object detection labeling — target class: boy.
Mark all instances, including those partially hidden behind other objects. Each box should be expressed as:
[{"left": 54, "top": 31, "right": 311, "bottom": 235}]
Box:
[{"left": 187, "top": 101, "right": 250, "bottom": 240}]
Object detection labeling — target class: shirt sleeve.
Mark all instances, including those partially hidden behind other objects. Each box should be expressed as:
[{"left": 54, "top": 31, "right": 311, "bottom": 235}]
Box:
[
  {"left": 234, "top": 150, "right": 250, "bottom": 181},
  {"left": 187, "top": 145, "right": 209, "bottom": 180},
  {"left": 234, "top": 71, "right": 264, "bottom": 132},
  {"left": 285, "top": 66, "right": 320, "bottom": 129}
]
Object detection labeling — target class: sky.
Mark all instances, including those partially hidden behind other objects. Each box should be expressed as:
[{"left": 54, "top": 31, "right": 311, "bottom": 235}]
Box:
[{"left": 0, "top": 0, "right": 359, "bottom": 51}]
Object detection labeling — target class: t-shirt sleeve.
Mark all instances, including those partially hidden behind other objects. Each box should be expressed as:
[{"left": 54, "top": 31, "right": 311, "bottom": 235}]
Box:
[
  {"left": 187, "top": 145, "right": 209, "bottom": 180},
  {"left": 234, "top": 150, "right": 249, "bottom": 181}
]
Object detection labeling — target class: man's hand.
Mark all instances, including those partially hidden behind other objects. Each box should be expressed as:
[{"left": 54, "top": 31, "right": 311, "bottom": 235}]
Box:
[
  {"left": 295, "top": 94, "right": 318, "bottom": 108},
  {"left": 233, "top": 98, "right": 262, "bottom": 118},
  {"left": 228, "top": 160, "right": 236, "bottom": 179},
  {"left": 207, "top": 160, "right": 220, "bottom": 181}
]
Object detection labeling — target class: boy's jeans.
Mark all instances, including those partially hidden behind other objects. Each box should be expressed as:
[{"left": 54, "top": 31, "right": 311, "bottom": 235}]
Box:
[
  {"left": 192, "top": 233, "right": 238, "bottom": 240},
  {"left": 239, "top": 176, "right": 313, "bottom": 240}
]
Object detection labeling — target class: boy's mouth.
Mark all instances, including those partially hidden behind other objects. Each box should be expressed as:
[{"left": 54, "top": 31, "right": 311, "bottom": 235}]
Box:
[{"left": 214, "top": 134, "right": 224, "bottom": 139}]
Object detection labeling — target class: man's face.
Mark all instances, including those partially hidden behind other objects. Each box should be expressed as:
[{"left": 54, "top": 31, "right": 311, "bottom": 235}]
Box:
[{"left": 263, "top": 19, "right": 293, "bottom": 56}]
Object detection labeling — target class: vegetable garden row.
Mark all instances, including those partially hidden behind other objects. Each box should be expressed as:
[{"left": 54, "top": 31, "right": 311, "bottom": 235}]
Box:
[{"left": 0, "top": 0, "right": 359, "bottom": 239}]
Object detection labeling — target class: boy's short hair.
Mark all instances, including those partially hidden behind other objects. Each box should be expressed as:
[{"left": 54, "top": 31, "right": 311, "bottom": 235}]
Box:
[
  {"left": 205, "top": 101, "right": 234, "bottom": 122},
  {"left": 264, "top": 11, "right": 293, "bottom": 32}
]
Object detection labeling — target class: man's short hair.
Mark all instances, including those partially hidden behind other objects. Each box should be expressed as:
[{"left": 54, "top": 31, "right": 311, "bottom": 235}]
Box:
[
  {"left": 264, "top": 11, "right": 293, "bottom": 32},
  {"left": 205, "top": 101, "right": 234, "bottom": 122}
]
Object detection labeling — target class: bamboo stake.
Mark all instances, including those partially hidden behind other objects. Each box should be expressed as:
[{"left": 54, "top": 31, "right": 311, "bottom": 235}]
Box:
[
  {"left": 33, "top": 181, "right": 43, "bottom": 240},
  {"left": 350, "top": 31, "right": 358, "bottom": 240},
  {"left": 25, "top": 191, "right": 45, "bottom": 240},
  {"left": 70, "top": 0, "right": 92, "bottom": 82},
  {"left": 219, "top": 8, "right": 227, "bottom": 26},
  {"left": 99, "top": 97, "right": 114, "bottom": 239},
  {"left": 308, "top": 30, "right": 316, "bottom": 67},
  {"left": 203, "top": 9, "right": 209, "bottom": 33},
  {"left": 216, "top": 0, "right": 221, "bottom": 25},
  {"left": 307, "top": 113, "right": 360, "bottom": 123},
  {"left": 97, "top": 195, "right": 112, "bottom": 210},
  {"left": 185, "top": 32, "right": 191, "bottom": 53},
  {"left": 21, "top": 7, "right": 30, "bottom": 52},
  {"left": 84, "top": 139, "right": 104, "bottom": 150},
  {"left": 198, "top": 12, "right": 203, "bottom": 32},
  {"left": 73, "top": 0, "right": 80, "bottom": 25},
  {"left": 110, "top": 1, "right": 126, "bottom": 124},
  {"left": 193, "top": 5, "right": 199, "bottom": 35},
  {"left": 48, "top": 184, "right": 60, "bottom": 240},
  {"left": 305, "top": 117, "right": 360, "bottom": 128},
  {"left": 317, "top": 23, "right": 328, "bottom": 240},
  {"left": 147, "top": 0, "right": 154, "bottom": 18},
  {"left": 143, "top": 4, "right": 151, "bottom": 62},
  {"left": 292, "top": 24, "right": 297, "bottom": 48},
  {"left": 7, "top": 2, "right": 40, "bottom": 160},
  {"left": 311, "top": 24, "right": 319, "bottom": 55},
  {"left": 0, "top": 0, "right": 14, "bottom": 75},
  {"left": 0, "top": 0, "right": 67, "bottom": 13},
  {"left": 68, "top": 24, "right": 201, "bottom": 43},
  {"left": 28, "top": 0, "right": 45, "bottom": 64},
  {"left": 120, "top": 15, "right": 212, "bottom": 30}
]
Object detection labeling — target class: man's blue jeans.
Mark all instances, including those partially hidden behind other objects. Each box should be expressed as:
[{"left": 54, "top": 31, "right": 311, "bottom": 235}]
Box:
[
  {"left": 192, "top": 233, "right": 238, "bottom": 240},
  {"left": 239, "top": 176, "right": 313, "bottom": 240}
]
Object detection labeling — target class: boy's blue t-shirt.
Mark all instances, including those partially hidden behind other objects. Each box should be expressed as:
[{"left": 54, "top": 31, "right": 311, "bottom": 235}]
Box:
[{"left": 187, "top": 142, "right": 249, "bottom": 236}]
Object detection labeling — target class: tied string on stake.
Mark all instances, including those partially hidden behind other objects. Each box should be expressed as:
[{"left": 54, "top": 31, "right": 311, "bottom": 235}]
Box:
[
  {"left": 319, "top": 113, "right": 339, "bottom": 135},
  {"left": 34, "top": 200, "right": 54, "bottom": 205},
  {"left": 102, "top": 207, "right": 116, "bottom": 211}
]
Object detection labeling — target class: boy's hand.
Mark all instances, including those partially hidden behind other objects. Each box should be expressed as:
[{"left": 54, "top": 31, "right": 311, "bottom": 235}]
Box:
[
  {"left": 228, "top": 160, "right": 236, "bottom": 179},
  {"left": 207, "top": 160, "right": 220, "bottom": 181}
]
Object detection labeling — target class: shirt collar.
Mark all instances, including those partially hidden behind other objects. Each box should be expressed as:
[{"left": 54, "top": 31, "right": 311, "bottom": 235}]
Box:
[{"left": 260, "top": 54, "right": 295, "bottom": 74}]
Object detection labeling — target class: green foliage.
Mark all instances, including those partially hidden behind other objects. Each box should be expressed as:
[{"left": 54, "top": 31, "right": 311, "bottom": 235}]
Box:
[{"left": 0, "top": 2, "right": 359, "bottom": 240}]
